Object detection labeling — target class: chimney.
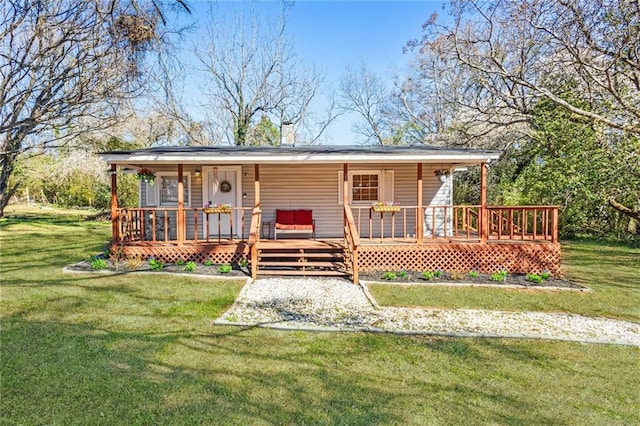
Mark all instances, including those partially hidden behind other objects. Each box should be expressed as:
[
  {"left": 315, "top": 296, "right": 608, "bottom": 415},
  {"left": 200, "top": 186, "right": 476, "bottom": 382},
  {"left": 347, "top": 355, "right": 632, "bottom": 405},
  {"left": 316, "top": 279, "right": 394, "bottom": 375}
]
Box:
[{"left": 280, "top": 122, "right": 295, "bottom": 146}]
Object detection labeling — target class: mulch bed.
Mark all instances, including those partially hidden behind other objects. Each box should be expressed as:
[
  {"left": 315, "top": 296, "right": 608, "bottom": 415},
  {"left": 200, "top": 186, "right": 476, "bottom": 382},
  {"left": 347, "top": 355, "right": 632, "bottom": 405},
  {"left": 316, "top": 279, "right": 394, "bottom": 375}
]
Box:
[
  {"left": 68, "top": 257, "right": 586, "bottom": 289},
  {"left": 67, "top": 259, "right": 250, "bottom": 278},
  {"left": 360, "top": 270, "right": 587, "bottom": 290}
]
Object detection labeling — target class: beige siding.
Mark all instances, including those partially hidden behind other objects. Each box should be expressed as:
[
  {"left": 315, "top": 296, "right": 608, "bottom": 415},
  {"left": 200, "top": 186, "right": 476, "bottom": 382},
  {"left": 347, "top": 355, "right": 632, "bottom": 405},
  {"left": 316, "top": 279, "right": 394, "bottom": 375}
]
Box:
[{"left": 137, "top": 163, "right": 453, "bottom": 239}]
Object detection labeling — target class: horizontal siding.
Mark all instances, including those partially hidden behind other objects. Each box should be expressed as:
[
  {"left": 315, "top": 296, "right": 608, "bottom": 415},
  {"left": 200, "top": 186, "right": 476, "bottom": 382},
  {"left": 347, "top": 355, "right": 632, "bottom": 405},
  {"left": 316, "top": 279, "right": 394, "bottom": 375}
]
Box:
[{"left": 137, "top": 163, "right": 454, "bottom": 239}]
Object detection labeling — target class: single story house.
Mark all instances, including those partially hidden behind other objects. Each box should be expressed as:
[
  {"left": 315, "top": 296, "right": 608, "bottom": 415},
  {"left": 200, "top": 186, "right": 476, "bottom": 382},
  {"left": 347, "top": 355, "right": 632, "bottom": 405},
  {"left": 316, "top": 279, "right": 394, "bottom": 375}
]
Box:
[{"left": 100, "top": 145, "right": 560, "bottom": 283}]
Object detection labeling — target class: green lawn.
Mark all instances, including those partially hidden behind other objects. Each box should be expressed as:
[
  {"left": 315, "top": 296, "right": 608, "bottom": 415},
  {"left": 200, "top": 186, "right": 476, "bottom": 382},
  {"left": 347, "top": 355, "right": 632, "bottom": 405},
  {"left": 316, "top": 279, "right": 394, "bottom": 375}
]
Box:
[
  {"left": 1, "top": 205, "right": 639, "bottom": 424},
  {"left": 370, "top": 240, "right": 640, "bottom": 323}
]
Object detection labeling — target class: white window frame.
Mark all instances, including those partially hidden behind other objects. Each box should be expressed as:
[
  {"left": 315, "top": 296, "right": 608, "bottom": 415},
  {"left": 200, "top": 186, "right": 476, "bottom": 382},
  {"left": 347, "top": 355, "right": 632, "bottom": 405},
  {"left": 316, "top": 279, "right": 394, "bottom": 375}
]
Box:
[
  {"left": 156, "top": 172, "right": 192, "bottom": 207},
  {"left": 350, "top": 170, "right": 382, "bottom": 204},
  {"left": 338, "top": 169, "right": 394, "bottom": 205}
]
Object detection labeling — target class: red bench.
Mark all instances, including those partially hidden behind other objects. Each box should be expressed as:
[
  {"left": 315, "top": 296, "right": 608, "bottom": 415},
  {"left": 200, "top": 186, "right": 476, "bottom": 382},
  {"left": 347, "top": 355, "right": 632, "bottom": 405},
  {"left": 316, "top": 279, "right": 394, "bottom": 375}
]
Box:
[{"left": 274, "top": 209, "right": 315, "bottom": 239}]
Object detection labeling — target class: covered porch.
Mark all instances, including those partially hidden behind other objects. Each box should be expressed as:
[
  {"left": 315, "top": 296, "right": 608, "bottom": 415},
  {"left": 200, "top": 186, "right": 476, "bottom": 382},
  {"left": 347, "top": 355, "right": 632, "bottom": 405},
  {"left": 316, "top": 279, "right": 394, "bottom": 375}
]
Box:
[{"left": 102, "top": 146, "right": 560, "bottom": 284}]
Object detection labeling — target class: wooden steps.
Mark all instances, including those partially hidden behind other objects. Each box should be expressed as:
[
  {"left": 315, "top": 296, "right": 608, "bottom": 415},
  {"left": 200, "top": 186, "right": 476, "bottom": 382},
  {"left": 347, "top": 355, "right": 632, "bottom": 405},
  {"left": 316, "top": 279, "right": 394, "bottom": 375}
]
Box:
[{"left": 255, "top": 240, "right": 350, "bottom": 278}]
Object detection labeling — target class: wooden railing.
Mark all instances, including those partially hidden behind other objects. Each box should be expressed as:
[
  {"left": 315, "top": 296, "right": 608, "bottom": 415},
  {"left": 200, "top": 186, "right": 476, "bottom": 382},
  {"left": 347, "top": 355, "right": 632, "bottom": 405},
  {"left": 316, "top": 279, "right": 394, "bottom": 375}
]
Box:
[
  {"left": 248, "top": 206, "right": 262, "bottom": 280},
  {"left": 344, "top": 205, "right": 361, "bottom": 285},
  {"left": 487, "top": 206, "right": 558, "bottom": 243},
  {"left": 115, "top": 207, "right": 253, "bottom": 243},
  {"left": 349, "top": 205, "right": 557, "bottom": 243}
]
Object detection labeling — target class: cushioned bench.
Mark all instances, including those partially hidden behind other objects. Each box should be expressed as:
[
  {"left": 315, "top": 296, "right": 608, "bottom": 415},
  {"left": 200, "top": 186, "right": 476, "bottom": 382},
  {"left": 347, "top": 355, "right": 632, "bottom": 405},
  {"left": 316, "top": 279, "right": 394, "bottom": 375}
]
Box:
[{"left": 274, "top": 209, "right": 315, "bottom": 240}]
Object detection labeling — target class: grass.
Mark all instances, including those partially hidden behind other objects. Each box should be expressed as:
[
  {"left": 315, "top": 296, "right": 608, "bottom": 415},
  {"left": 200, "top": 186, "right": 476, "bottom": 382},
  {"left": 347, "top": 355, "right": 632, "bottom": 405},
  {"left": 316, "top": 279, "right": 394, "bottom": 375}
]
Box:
[
  {"left": 1, "top": 205, "right": 639, "bottom": 424},
  {"left": 370, "top": 240, "right": 640, "bottom": 323}
]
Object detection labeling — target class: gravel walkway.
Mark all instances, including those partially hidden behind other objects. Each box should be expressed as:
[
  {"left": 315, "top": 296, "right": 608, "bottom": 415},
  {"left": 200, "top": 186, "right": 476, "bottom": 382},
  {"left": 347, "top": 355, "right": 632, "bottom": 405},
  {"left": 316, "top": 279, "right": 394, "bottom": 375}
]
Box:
[{"left": 215, "top": 278, "right": 640, "bottom": 346}]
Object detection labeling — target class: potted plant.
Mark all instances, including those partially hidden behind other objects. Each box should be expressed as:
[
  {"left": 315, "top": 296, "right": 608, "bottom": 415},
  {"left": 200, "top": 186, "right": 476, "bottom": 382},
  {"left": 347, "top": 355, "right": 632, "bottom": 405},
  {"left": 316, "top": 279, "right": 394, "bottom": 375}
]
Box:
[
  {"left": 372, "top": 201, "right": 401, "bottom": 212},
  {"left": 203, "top": 202, "right": 233, "bottom": 214},
  {"left": 136, "top": 168, "right": 155, "bottom": 184},
  {"left": 434, "top": 169, "right": 449, "bottom": 183}
]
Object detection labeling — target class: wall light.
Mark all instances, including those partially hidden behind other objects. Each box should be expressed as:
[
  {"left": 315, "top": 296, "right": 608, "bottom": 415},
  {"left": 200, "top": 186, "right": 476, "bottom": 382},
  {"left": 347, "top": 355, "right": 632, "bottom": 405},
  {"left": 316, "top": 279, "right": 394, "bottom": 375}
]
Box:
[{"left": 194, "top": 169, "right": 201, "bottom": 177}]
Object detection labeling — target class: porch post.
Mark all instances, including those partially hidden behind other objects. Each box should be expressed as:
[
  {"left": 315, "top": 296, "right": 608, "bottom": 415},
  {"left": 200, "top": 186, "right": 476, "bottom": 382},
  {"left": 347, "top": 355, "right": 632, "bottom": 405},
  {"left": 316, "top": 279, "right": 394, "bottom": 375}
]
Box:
[
  {"left": 110, "top": 164, "right": 118, "bottom": 251},
  {"left": 417, "top": 163, "right": 423, "bottom": 244},
  {"left": 343, "top": 163, "right": 349, "bottom": 223},
  {"left": 480, "top": 162, "right": 488, "bottom": 243},
  {"left": 254, "top": 164, "right": 260, "bottom": 207},
  {"left": 177, "top": 164, "right": 185, "bottom": 244}
]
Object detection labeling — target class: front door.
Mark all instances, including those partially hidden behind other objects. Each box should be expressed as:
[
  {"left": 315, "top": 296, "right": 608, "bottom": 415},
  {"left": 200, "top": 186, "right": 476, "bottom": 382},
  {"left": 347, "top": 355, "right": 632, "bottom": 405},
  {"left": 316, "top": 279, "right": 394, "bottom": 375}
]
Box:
[{"left": 203, "top": 166, "right": 241, "bottom": 238}]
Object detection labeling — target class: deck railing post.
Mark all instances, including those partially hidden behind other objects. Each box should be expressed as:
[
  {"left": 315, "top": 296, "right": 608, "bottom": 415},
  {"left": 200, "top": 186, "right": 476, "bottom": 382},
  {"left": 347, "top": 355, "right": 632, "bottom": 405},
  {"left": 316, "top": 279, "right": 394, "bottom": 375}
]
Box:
[
  {"left": 480, "top": 163, "right": 488, "bottom": 243},
  {"left": 417, "top": 163, "right": 423, "bottom": 244},
  {"left": 110, "top": 164, "right": 118, "bottom": 250},
  {"left": 177, "top": 164, "right": 185, "bottom": 245},
  {"left": 551, "top": 207, "right": 559, "bottom": 243}
]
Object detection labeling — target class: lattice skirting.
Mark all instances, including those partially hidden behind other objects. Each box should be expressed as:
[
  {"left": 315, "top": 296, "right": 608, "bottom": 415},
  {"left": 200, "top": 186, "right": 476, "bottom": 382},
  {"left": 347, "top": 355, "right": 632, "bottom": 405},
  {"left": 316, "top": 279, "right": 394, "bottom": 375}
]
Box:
[
  {"left": 118, "top": 243, "right": 249, "bottom": 265},
  {"left": 358, "top": 243, "right": 561, "bottom": 275}
]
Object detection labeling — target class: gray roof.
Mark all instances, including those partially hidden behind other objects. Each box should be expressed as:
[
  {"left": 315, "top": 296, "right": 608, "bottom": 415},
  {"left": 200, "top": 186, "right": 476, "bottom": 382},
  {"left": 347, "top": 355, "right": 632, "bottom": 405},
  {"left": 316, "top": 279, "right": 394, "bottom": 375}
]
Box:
[{"left": 100, "top": 144, "right": 501, "bottom": 165}]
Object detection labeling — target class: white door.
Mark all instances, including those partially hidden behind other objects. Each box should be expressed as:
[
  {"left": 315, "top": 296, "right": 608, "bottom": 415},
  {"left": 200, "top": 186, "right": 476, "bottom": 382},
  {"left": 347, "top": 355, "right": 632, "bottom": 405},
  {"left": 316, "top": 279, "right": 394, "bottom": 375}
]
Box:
[{"left": 204, "top": 166, "right": 241, "bottom": 238}]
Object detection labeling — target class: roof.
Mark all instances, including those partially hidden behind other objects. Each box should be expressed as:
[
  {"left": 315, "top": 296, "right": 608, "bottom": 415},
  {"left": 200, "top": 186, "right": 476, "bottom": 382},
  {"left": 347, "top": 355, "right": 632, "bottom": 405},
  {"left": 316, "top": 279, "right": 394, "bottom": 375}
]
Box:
[{"left": 99, "top": 144, "right": 501, "bottom": 165}]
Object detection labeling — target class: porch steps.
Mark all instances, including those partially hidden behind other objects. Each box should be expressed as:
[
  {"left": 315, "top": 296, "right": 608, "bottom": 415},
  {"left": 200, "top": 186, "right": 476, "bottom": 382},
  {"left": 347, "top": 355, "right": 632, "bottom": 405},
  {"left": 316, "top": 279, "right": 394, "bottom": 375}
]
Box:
[{"left": 255, "top": 242, "right": 350, "bottom": 278}]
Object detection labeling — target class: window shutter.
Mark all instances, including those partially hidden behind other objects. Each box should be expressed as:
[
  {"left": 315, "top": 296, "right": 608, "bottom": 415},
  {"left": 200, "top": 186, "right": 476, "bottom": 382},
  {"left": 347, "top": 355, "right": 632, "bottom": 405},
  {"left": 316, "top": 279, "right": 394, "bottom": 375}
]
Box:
[
  {"left": 337, "top": 170, "right": 344, "bottom": 205},
  {"left": 382, "top": 170, "right": 394, "bottom": 202},
  {"left": 145, "top": 180, "right": 157, "bottom": 206}
]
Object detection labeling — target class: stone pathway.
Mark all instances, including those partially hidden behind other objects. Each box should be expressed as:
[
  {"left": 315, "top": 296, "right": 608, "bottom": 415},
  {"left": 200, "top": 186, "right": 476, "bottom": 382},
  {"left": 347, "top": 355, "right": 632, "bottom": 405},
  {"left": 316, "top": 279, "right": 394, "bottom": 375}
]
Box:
[{"left": 215, "top": 277, "right": 640, "bottom": 346}]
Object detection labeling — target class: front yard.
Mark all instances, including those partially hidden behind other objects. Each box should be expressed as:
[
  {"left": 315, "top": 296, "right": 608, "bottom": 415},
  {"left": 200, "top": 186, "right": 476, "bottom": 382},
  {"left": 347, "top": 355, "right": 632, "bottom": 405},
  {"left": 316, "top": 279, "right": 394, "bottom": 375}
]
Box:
[{"left": 1, "top": 205, "right": 639, "bottom": 424}]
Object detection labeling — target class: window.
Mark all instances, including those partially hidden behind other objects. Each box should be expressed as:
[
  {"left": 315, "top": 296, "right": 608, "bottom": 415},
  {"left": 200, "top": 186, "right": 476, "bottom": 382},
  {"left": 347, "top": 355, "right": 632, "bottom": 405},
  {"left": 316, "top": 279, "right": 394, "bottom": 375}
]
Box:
[
  {"left": 338, "top": 170, "right": 393, "bottom": 205},
  {"left": 351, "top": 174, "right": 379, "bottom": 202},
  {"left": 158, "top": 173, "right": 190, "bottom": 206}
]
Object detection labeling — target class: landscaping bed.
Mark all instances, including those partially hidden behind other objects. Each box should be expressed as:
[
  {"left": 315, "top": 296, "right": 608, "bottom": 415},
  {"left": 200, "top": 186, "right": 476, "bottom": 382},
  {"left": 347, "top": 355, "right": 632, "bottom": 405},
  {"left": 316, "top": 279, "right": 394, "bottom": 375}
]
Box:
[
  {"left": 360, "top": 269, "right": 586, "bottom": 290},
  {"left": 67, "top": 254, "right": 250, "bottom": 278}
]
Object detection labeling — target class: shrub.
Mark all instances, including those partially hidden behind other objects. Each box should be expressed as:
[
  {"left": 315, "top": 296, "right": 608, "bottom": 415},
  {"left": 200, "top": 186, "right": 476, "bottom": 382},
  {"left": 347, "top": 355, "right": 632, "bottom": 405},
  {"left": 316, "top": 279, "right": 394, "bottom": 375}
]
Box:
[
  {"left": 125, "top": 257, "right": 143, "bottom": 269},
  {"left": 176, "top": 259, "right": 185, "bottom": 266},
  {"left": 490, "top": 269, "right": 508, "bottom": 282},
  {"left": 204, "top": 259, "right": 213, "bottom": 267},
  {"left": 149, "top": 258, "right": 164, "bottom": 271},
  {"left": 450, "top": 270, "right": 465, "bottom": 280},
  {"left": 434, "top": 270, "right": 443, "bottom": 278},
  {"left": 184, "top": 261, "right": 196, "bottom": 272},
  {"left": 422, "top": 271, "right": 434, "bottom": 280},
  {"left": 468, "top": 270, "right": 479, "bottom": 278},
  {"left": 382, "top": 271, "right": 397, "bottom": 280},
  {"left": 91, "top": 258, "right": 107, "bottom": 270},
  {"left": 217, "top": 264, "right": 232, "bottom": 274},
  {"left": 398, "top": 270, "right": 410, "bottom": 280},
  {"left": 526, "top": 273, "right": 544, "bottom": 284}
]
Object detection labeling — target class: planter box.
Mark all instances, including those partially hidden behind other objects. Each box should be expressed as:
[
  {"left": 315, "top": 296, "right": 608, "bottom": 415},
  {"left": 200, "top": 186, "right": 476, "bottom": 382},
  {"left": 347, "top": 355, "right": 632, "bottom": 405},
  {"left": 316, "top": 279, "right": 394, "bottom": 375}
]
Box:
[
  {"left": 372, "top": 206, "right": 401, "bottom": 212},
  {"left": 203, "top": 207, "right": 232, "bottom": 214}
]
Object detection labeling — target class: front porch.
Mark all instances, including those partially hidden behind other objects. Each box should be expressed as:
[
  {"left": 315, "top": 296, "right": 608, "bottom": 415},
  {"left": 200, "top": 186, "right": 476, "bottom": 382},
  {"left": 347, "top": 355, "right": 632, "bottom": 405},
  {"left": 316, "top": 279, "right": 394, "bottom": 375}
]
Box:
[{"left": 112, "top": 203, "right": 561, "bottom": 281}]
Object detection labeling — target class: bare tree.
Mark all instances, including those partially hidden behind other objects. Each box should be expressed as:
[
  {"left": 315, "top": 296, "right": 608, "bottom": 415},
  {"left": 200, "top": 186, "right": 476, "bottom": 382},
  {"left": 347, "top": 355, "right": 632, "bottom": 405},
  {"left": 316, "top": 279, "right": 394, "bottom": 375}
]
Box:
[
  {"left": 339, "top": 62, "right": 393, "bottom": 145},
  {"left": 194, "top": 4, "right": 333, "bottom": 146},
  {"left": 406, "top": 0, "right": 640, "bottom": 220},
  {"left": 408, "top": 0, "right": 640, "bottom": 137},
  {"left": 0, "top": 0, "right": 186, "bottom": 216}
]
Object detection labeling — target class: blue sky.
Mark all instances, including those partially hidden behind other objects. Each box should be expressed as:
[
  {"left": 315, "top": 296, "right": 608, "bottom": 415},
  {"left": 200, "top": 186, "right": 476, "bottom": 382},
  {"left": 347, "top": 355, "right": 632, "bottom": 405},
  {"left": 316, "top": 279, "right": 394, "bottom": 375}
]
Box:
[{"left": 177, "top": 1, "right": 444, "bottom": 144}]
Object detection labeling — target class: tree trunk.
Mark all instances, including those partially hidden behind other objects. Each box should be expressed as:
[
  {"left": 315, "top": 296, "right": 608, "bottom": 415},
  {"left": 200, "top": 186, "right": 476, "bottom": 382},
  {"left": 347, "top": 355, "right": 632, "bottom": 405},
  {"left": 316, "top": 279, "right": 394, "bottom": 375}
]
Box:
[{"left": 608, "top": 199, "right": 640, "bottom": 222}]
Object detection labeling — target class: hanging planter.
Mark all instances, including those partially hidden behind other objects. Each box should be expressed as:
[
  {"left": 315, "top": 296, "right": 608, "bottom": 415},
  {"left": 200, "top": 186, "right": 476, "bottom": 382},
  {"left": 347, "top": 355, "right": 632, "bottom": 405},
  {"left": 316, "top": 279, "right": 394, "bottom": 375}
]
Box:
[
  {"left": 136, "top": 168, "right": 155, "bottom": 184},
  {"left": 434, "top": 169, "right": 450, "bottom": 183}
]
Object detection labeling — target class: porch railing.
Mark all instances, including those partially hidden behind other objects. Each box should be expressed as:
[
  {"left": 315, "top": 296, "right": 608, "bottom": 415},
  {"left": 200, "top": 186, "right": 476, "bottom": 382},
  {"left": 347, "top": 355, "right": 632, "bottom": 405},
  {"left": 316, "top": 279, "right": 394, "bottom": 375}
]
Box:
[
  {"left": 350, "top": 205, "right": 558, "bottom": 243},
  {"left": 115, "top": 207, "right": 253, "bottom": 244}
]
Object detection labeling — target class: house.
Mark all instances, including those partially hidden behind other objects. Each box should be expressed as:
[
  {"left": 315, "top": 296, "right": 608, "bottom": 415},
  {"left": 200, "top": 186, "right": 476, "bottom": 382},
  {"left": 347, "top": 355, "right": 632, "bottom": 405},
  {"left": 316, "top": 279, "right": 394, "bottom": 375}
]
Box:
[{"left": 99, "top": 145, "right": 560, "bottom": 284}]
